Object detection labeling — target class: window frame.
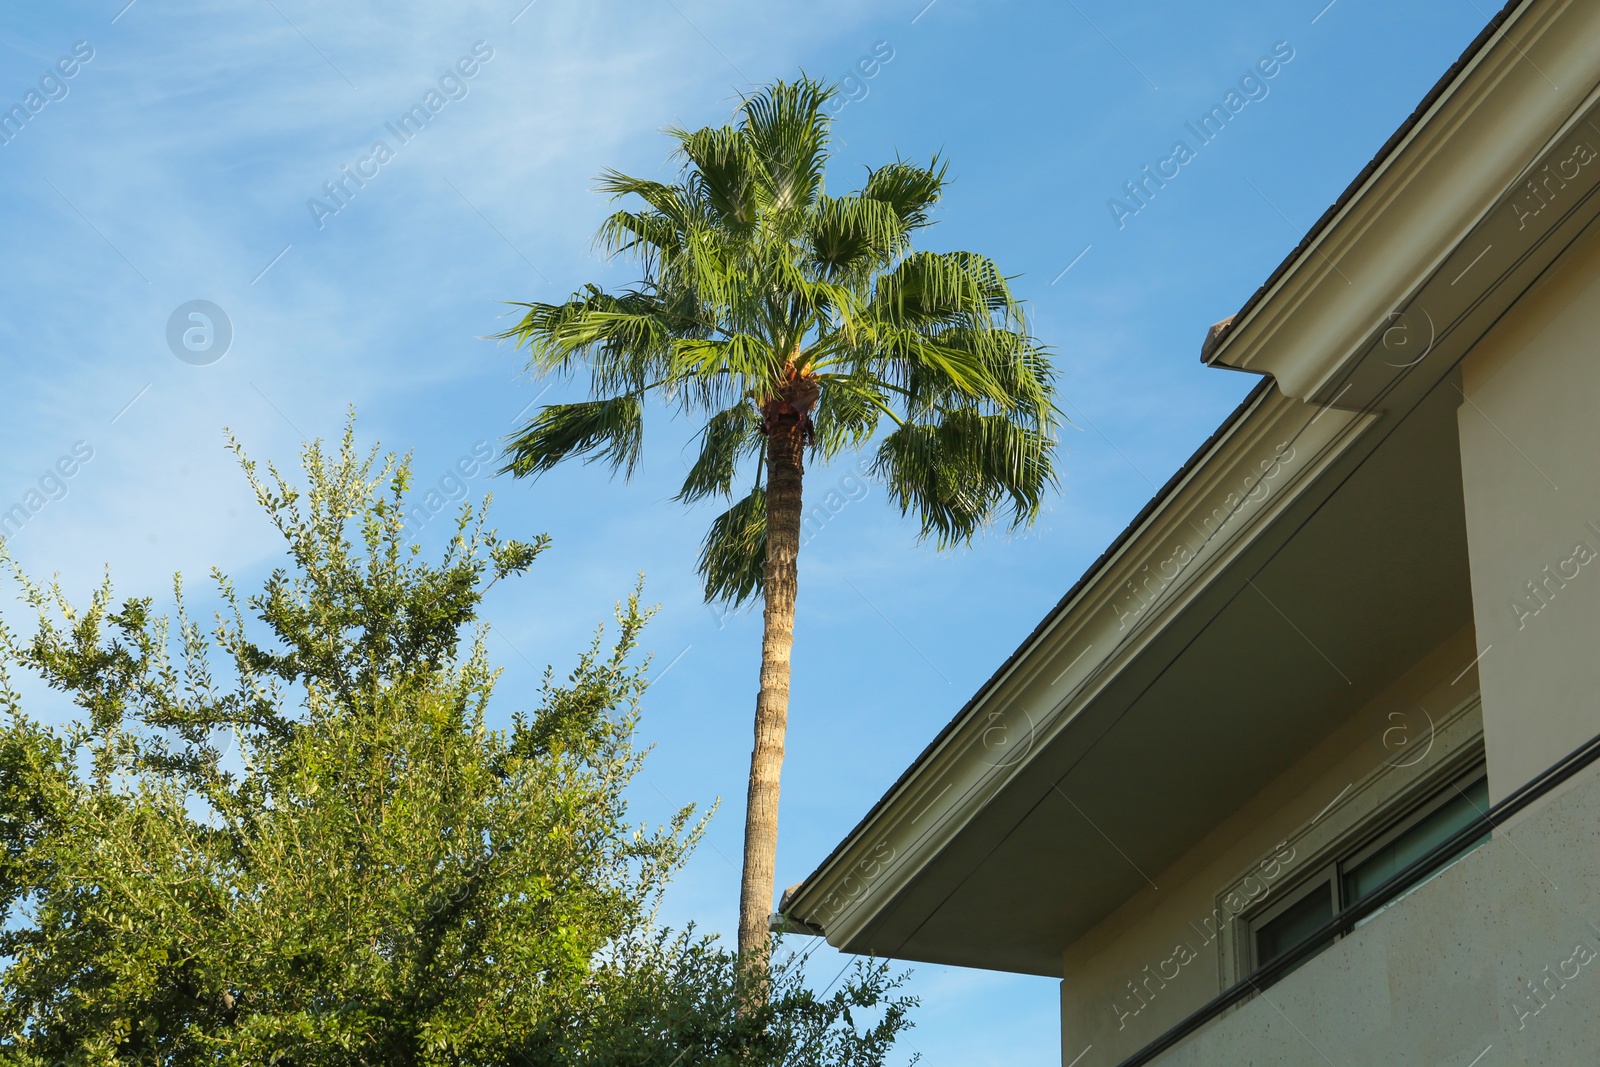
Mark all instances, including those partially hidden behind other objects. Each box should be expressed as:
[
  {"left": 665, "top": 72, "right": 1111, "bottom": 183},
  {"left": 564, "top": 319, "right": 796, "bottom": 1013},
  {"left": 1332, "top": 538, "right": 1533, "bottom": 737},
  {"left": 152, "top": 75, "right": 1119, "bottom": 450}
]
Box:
[
  {"left": 1338, "top": 764, "right": 1489, "bottom": 905},
  {"left": 1246, "top": 862, "right": 1337, "bottom": 970},
  {"left": 1241, "top": 758, "right": 1488, "bottom": 976},
  {"left": 1212, "top": 695, "right": 1484, "bottom": 988}
]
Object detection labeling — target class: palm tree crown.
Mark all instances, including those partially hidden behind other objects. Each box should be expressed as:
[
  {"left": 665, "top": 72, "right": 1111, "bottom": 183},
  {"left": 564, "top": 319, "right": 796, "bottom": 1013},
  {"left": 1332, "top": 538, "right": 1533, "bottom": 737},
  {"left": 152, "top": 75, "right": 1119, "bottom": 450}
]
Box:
[{"left": 500, "top": 76, "right": 1059, "bottom": 974}]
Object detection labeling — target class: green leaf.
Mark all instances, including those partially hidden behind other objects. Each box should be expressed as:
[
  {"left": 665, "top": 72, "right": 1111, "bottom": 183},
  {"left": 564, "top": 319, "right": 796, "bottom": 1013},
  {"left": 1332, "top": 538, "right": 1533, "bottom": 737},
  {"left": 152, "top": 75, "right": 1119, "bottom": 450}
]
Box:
[
  {"left": 698, "top": 488, "right": 767, "bottom": 606},
  {"left": 809, "top": 375, "right": 887, "bottom": 458},
  {"left": 862, "top": 156, "right": 947, "bottom": 232},
  {"left": 678, "top": 403, "right": 763, "bottom": 503},
  {"left": 502, "top": 396, "right": 645, "bottom": 480},
  {"left": 806, "top": 194, "right": 907, "bottom": 279},
  {"left": 872, "top": 407, "right": 1056, "bottom": 547}
]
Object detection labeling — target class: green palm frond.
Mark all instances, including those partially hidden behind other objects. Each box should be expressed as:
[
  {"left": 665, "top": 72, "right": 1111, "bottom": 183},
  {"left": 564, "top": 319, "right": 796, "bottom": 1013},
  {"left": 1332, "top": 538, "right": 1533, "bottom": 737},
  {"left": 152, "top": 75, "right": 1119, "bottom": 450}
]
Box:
[
  {"left": 501, "top": 76, "right": 1062, "bottom": 602},
  {"left": 859, "top": 325, "right": 1012, "bottom": 409},
  {"left": 499, "top": 287, "right": 683, "bottom": 390},
  {"left": 810, "top": 374, "right": 888, "bottom": 458},
  {"left": 862, "top": 157, "right": 947, "bottom": 231},
  {"left": 501, "top": 396, "right": 644, "bottom": 480},
  {"left": 871, "top": 407, "right": 1056, "bottom": 548},
  {"left": 698, "top": 488, "right": 767, "bottom": 605},
  {"left": 677, "top": 403, "right": 762, "bottom": 503},
  {"left": 669, "top": 335, "right": 783, "bottom": 391},
  {"left": 595, "top": 172, "right": 693, "bottom": 220},
  {"left": 672, "top": 124, "right": 761, "bottom": 230},
  {"left": 960, "top": 327, "right": 1058, "bottom": 424},
  {"left": 806, "top": 194, "right": 908, "bottom": 278},
  {"left": 868, "top": 250, "right": 1017, "bottom": 330},
  {"left": 595, "top": 210, "right": 684, "bottom": 268},
  {"left": 739, "top": 77, "right": 834, "bottom": 217}
]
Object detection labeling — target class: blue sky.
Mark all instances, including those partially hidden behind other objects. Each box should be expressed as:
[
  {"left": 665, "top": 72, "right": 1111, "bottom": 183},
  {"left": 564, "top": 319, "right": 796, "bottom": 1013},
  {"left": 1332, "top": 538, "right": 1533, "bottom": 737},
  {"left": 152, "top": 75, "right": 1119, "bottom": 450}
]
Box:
[{"left": 0, "top": 1, "right": 1491, "bottom": 1062}]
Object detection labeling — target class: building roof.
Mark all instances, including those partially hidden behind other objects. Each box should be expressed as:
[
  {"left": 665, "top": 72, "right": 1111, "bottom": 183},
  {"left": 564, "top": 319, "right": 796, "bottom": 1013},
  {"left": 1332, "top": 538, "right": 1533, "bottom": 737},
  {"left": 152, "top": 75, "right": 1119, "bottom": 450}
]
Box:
[
  {"left": 786, "top": 0, "right": 1525, "bottom": 921},
  {"left": 783, "top": 0, "right": 1600, "bottom": 974}
]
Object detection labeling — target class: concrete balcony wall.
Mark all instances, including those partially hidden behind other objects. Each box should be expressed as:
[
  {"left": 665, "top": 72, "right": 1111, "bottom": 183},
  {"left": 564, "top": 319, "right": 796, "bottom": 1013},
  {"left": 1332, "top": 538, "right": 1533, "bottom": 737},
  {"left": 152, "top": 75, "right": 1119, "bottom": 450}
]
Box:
[{"left": 1151, "top": 752, "right": 1600, "bottom": 1065}]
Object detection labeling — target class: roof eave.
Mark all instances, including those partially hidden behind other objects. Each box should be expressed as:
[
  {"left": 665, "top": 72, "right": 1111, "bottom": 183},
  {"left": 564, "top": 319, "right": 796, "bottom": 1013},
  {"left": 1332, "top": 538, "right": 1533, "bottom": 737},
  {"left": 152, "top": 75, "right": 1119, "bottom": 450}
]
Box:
[{"left": 1203, "top": 0, "right": 1598, "bottom": 398}]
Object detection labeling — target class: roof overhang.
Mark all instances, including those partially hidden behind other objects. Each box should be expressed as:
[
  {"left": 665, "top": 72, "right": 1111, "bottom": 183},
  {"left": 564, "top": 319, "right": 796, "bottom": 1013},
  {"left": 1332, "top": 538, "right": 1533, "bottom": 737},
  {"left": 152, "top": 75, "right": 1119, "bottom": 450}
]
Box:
[
  {"left": 789, "top": 379, "right": 1471, "bottom": 973},
  {"left": 1204, "top": 0, "right": 1600, "bottom": 400},
  {"left": 784, "top": 0, "right": 1600, "bottom": 976}
]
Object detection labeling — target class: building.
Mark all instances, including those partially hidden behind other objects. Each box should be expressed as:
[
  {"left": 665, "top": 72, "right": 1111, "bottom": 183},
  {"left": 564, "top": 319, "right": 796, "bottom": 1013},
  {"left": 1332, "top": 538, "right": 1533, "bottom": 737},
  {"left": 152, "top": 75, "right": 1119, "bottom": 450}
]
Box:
[{"left": 779, "top": 0, "right": 1600, "bottom": 1061}]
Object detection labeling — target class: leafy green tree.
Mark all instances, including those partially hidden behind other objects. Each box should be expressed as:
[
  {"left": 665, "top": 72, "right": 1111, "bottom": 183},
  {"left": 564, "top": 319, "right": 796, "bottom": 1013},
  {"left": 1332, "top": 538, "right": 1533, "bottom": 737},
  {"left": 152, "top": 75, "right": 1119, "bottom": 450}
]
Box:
[
  {"left": 0, "top": 422, "right": 914, "bottom": 1065},
  {"left": 498, "top": 77, "right": 1059, "bottom": 970}
]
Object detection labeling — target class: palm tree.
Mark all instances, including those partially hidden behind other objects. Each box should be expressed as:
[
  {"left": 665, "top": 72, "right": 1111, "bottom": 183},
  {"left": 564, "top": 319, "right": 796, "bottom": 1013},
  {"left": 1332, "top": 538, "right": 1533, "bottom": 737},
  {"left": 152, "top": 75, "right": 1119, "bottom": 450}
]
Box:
[{"left": 498, "top": 77, "right": 1059, "bottom": 981}]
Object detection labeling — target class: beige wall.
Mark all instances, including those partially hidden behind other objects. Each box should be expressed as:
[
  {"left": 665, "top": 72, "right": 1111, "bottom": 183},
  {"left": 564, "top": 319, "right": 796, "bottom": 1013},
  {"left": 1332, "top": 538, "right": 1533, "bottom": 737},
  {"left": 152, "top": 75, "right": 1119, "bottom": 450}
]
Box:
[
  {"left": 1458, "top": 220, "right": 1600, "bottom": 804},
  {"left": 1059, "top": 626, "right": 1481, "bottom": 1065},
  {"left": 1120, "top": 738, "right": 1600, "bottom": 1066}
]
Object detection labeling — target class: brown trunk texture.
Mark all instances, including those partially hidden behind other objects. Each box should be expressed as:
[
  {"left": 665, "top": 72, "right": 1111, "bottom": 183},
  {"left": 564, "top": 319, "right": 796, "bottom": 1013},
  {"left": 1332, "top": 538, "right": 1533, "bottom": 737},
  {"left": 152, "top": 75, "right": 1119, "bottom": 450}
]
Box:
[{"left": 737, "top": 401, "right": 806, "bottom": 990}]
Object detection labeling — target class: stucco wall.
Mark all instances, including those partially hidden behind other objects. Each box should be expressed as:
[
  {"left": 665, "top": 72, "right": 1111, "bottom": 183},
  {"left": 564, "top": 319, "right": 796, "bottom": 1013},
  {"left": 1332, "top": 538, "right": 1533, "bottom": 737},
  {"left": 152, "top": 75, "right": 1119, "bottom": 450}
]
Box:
[
  {"left": 1458, "top": 220, "right": 1600, "bottom": 803},
  {"left": 1134, "top": 740, "right": 1600, "bottom": 1066},
  {"left": 1058, "top": 627, "right": 1481, "bottom": 1066}
]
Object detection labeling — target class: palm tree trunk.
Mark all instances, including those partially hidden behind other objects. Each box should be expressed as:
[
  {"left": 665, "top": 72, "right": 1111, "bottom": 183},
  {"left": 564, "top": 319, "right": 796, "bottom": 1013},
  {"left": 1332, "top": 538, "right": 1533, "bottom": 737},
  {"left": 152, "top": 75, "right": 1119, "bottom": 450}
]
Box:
[{"left": 738, "top": 404, "right": 806, "bottom": 983}]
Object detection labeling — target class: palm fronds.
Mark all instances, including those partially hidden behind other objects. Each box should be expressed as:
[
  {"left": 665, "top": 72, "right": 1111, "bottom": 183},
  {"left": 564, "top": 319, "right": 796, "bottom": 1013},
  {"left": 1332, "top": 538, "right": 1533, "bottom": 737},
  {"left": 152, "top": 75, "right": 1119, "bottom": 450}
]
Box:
[
  {"left": 500, "top": 76, "right": 1061, "bottom": 600},
  {"left": 501, "top": 396, "right": 644, "bottom": 479},
  {"left": 697, "top": 489, "right": 767, "bottom": 605}
]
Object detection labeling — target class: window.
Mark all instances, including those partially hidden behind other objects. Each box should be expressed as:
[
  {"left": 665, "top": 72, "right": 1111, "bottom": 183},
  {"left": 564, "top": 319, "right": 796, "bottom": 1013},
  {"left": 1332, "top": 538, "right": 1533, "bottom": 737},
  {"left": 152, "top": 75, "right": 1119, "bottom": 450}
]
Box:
[
  {"left": 1252, "top": 871, "right": 1334, "bottom": 968},
  {"left": 1342, "top": 774, "right": 1489, "bottom": 905},
  {"left": 1246, "top": 766, "right": 1489, "bottom": 974}
]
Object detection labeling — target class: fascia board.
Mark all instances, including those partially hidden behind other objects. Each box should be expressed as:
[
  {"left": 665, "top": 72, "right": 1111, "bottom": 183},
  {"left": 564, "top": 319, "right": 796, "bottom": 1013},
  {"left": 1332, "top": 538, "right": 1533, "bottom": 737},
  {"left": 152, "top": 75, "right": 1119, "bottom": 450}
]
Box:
[{"left": 792, "top": 389, "right": 1375, "bottom": 948}]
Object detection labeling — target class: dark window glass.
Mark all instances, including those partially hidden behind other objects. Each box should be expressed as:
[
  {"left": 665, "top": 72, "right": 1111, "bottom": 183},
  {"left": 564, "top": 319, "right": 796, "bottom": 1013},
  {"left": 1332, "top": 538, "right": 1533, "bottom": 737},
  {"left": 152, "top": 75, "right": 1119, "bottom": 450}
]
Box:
[
  {"left": 1342, "top": 775, "right": 1490, "bottom": 906},
  {"left": 1254, "top": 881, "right": 1333, "bottom": 968}
]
